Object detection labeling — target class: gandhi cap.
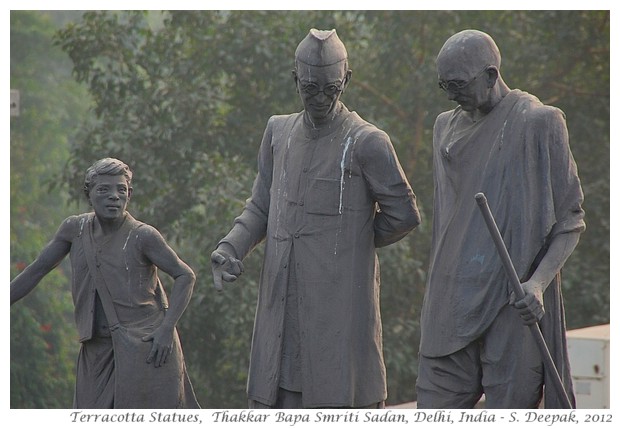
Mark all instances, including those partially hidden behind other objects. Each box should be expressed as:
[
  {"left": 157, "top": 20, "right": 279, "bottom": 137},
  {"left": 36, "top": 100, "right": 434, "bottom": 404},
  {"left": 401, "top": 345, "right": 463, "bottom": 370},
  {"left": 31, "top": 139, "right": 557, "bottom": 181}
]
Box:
[{"left": 295, "top": 29, "right": 348, "bottom": 67}]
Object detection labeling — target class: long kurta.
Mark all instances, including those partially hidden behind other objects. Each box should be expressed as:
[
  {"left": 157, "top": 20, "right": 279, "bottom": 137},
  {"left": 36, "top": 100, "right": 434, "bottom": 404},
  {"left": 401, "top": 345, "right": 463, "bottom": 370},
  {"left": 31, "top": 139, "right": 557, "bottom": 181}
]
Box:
[
  {"left": 221, "top": 102, "right": 420, "bottom": 407},
  {"left": 69, "top": 212, "right": 199, "bottom": 408},
  {"left": 420, "top": 90, "right": 585, "bottom": 407}
]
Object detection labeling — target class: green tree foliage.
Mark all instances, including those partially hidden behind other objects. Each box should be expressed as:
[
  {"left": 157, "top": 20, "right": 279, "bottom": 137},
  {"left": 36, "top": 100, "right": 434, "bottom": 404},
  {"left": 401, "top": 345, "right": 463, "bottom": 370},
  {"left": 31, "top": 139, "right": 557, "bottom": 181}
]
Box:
[
  {"left": 10, "top": 11, "right": 90, "bottom": 408},
  {"left": 11, "top": 10, "right": 608, "bottom": 408}
]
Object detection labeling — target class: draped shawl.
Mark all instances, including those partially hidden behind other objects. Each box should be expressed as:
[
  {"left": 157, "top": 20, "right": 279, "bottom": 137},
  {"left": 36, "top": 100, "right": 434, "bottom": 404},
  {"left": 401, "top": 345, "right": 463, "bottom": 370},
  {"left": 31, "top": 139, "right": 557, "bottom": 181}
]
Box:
[{"left": 421, "top": 90, "right": 585, "bottom": 407}]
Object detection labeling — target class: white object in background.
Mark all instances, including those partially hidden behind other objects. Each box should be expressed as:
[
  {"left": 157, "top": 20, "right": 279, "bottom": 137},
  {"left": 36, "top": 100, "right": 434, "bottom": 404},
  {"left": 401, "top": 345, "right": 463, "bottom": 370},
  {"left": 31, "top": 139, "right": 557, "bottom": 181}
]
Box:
[{"left": 566, "top": 324, "right": 610, "bottom": 408}]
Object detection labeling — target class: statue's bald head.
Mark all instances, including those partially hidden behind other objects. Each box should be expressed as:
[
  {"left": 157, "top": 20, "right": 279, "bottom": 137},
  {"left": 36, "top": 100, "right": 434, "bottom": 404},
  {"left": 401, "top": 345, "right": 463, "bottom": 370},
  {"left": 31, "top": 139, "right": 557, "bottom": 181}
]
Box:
[
  {"left": 436, "top": 29, "right": 501, "bottom": 74},
  {"left": 295, "top": 28, "right": 348, "bottom": 69}
]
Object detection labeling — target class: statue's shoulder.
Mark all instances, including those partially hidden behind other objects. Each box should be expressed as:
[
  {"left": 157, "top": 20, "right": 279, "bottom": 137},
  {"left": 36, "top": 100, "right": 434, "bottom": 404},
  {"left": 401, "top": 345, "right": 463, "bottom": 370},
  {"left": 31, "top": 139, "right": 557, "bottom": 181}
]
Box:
[
  {"left": 267, "top": 112, "right": 301, "bottom": 126},
  {"left": 434, "top": 109, "right": 455, "bottom": 128},
  {"left": 123, "top": 213, "right": 157, "bottom": 238},
  {"left": 57, "top": 213, "right": 93, "bottom": 240},
  {"left": 512, "top": 90, "right": 566, "bottom": 124},
  {"left": 263, "top": 112, "right": 302, "bottom": 137},
  {"left": 346, "top": 111, "right": 388, "bottom": 139},
  {"left": 71, "top": 213, "right": 92, "bottom": 223}
]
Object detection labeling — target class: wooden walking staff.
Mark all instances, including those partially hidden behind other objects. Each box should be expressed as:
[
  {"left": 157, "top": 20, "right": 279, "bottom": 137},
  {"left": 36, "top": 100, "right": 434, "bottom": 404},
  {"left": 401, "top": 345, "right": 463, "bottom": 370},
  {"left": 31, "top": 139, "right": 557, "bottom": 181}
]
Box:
[{"left": 474, "top": 192, "right": 573, "bottom": 409}]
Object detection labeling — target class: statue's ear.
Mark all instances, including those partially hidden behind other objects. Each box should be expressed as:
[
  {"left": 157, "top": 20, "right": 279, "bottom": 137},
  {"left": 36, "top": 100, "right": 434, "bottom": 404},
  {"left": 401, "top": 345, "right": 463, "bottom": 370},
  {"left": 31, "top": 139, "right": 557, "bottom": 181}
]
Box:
[
  {"left": 486, "top": 66, "right": 499, "bottom": 87},
  {"left": 292, "top": 69, "right": 299, "bottom": 92},
  {"left": 342, "top": 69, "right": 352, "bottom": 93}
]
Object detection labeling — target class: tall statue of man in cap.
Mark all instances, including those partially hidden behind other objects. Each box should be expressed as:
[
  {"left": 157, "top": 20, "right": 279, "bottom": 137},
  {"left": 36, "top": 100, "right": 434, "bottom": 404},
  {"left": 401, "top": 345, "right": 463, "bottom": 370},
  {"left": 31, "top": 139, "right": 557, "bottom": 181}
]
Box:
[{"left": 211, "top": 28, "right": 420, "bottom": 408}]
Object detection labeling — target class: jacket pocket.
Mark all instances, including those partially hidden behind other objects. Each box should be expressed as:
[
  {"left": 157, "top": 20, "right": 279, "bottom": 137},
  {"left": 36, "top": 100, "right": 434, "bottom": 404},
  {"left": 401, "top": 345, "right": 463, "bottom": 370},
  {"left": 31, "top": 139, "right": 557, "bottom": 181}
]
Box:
[{"left": 306, "top": 177, "right": 342, "bottom": 216}]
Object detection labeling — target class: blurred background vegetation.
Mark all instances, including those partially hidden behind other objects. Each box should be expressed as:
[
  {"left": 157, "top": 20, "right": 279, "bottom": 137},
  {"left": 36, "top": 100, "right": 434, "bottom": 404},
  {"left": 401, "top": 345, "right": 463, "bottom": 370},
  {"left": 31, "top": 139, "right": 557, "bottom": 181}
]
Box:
[{"left": 10, "top": 10, "right": 609, "bottom": 408}]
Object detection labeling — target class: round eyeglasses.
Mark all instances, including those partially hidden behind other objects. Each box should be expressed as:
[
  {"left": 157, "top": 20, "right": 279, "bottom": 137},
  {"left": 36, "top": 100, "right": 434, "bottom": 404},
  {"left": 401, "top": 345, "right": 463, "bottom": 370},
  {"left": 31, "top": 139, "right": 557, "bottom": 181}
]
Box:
[
  {"left": 300, "top": 81, "right": 345, "bottom": 97},
  {"left": 438, "top": 66, "right": 489, "bottom": 93}
]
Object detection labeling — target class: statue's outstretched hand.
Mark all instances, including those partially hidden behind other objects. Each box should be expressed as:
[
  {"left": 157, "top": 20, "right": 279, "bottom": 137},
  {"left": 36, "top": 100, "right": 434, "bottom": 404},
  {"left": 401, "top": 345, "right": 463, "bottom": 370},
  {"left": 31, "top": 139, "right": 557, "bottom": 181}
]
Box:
[{"left": 211, "top": 249, "right": 244, "bottom": 291}]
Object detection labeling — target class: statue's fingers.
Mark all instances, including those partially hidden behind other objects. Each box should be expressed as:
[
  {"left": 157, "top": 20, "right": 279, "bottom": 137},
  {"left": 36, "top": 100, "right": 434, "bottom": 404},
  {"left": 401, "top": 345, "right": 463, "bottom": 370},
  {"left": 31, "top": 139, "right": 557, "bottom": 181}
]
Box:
[
  {"left": 222, "top": 272, "right": 238, "bottom": 282},
  {"left": 229, "top": 258, "right": 244, "bottom": 276},
  {"left": 233, "top": 258, "right": 244, "bottom": 273},
  {"left": 212, "top": 267, "right": 224, "bottom": 291},
  {"left": 146, "top": 343, "right": 157, "bottom": 364},
  {"left": 156, "top": 347, "right": 169, "bottom": 368},
  {"left": 211, "top": 252, "right": 227, "bottom": 265}
]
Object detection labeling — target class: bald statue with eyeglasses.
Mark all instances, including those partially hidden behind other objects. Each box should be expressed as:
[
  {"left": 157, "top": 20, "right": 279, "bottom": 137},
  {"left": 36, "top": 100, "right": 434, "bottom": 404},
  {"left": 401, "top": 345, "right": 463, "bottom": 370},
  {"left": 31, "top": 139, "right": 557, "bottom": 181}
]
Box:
[
  {"left": 417, "top": 29, "right": 585, "bottom": 409},
  {"left": 210, "top": 28, "right": 420, "bottom": 408}
]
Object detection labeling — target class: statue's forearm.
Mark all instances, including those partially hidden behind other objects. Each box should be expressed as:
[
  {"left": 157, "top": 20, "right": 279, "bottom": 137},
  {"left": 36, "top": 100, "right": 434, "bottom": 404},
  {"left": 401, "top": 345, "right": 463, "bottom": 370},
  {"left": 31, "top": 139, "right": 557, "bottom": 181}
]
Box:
[{"left": 529, "top": 231, "right": 580, "bottom": 291}]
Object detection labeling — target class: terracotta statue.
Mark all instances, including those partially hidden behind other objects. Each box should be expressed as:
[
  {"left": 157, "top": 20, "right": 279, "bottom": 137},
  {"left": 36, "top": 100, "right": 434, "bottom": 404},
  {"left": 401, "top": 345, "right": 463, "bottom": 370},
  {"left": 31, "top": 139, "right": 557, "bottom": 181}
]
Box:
[
  {"left": 417, "top": 29, "right": 585, "bottom": 408},
  {"left": 11, "top": 158, "right": 200, "bottom": 408},
  {"left": 211, "top": 28, "right": 420, "bottom": 408}
]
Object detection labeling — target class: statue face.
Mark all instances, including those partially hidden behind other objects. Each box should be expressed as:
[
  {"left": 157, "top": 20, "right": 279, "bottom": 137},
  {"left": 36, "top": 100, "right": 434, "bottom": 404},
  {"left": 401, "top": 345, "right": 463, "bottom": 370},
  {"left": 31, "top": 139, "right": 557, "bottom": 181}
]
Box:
[
  {"left": 437, "top": 60, "right": 492, "bottom": 113},
  {"left": 437, "top": 47, "right": 496, "bottom": 113},
  {"left": 89, "top": 174, "right": 131, "bottom": 222},
  {"left": 294, "top": 62, "right": 349, "bottom": 123}
]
